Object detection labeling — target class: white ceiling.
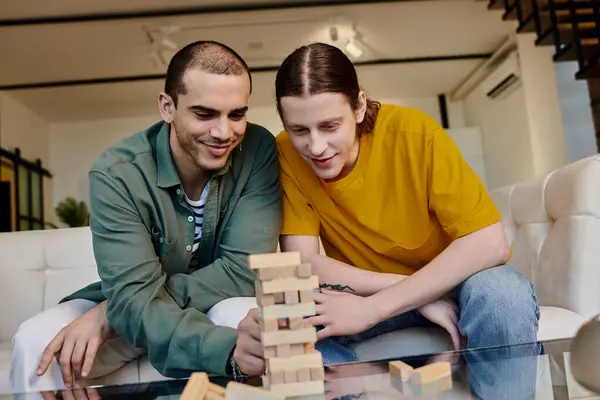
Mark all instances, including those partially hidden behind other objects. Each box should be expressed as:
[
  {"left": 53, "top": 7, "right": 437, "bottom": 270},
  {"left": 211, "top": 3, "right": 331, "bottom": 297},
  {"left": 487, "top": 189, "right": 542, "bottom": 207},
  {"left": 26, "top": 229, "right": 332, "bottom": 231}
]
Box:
[{"left": 0, "top": 0, "right": 512, "bottom": 122}]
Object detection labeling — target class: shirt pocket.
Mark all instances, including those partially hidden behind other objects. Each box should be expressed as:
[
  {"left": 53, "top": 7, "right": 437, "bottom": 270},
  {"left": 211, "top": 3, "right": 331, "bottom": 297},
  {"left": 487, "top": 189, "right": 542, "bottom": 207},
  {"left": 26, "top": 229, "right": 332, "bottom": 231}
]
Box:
[
  {"left": 150, "top": 224, "right": 176, "bottom": 265},
  {"left": 386, "top": 228, "right": 442, "bottom": 269}
]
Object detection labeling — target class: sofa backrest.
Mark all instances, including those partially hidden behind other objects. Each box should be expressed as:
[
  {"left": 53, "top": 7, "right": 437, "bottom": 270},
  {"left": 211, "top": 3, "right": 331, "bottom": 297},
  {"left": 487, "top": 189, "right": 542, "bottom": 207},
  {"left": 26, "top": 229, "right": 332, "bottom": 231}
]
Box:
[
  {"left": 0, "top": 227, "right": 98, "bottom": 342},
  {"left": 489, "top": 154, "right": 600, "bottom": 319}
]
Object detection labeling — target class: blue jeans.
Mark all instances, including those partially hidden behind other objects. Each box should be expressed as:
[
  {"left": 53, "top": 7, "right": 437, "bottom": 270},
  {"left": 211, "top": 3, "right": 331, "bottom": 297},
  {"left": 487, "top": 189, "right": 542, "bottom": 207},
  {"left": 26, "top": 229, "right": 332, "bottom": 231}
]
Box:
[{"left": 315, "top": 264, "right": 541, "bottom": 364}]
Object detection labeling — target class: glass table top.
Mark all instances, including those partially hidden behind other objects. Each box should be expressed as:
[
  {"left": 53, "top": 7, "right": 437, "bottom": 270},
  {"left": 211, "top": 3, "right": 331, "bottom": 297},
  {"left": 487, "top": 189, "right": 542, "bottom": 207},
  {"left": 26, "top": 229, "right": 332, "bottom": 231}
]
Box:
[{"left": 3, "top": 338, "right": 597, "bottom": 399}]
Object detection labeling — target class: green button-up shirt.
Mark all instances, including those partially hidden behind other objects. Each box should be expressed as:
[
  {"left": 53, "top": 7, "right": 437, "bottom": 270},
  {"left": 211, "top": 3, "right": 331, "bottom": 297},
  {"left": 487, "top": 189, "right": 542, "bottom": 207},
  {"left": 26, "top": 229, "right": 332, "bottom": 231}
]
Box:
[{"left": 62, "top": 120, "right": 282, "bottom": 378}]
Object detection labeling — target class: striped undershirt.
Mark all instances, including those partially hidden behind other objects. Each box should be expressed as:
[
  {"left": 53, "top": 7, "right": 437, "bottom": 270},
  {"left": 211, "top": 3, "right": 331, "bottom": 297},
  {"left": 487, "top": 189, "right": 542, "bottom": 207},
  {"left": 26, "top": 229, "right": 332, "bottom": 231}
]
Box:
[{"left": 184, "top": 183, "right": 209, "bottom": 264}]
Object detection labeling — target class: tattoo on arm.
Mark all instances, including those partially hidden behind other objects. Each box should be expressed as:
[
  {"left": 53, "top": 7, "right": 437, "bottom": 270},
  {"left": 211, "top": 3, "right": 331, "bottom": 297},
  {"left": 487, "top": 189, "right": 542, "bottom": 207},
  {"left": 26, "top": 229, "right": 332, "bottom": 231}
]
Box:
[{"left": 319, "top": 283, "right": 356, "bottom": 292}]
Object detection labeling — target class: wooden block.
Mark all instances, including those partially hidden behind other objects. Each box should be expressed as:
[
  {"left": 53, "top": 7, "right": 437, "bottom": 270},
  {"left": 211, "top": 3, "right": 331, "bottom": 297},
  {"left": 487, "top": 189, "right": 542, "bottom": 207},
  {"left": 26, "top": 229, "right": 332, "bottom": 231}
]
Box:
[
  {"left": 290, "top": 343, "right": 304, "bottom": 355},
  {"left": 297, "top": 368, "right": 311, "bottom": 382},
  {"left": 226, "top": 381, "right": 286, "bottom": 400},
  {"left": 262, "top": 276, "right": 319, "bottom": 294},
  {"left": 262, "top": 327, "right": 317, "bottom": 346},
  {"left": 180, "top": 372, "right": 209, "bottom": 400},
  {"left": 410, "top": 361, "right": 451, "bottom": 385},
  {"left": 208, "top": 383, "right": 226, "bottom": 396},
  {"left": 277, "top": 344, "right": 291, "bottom": 357},
  {"left": 269, "top": 370, "right": 285, "bottom": 385},
  {"left": 284, "top": 369, "right": 297, "bottom": 383},
  {"left": 255, "top": 281, "right": 275, "bottom": 306},
  {"left": 310, "top": 366, "right": 325, "bottom": 381},
  {"left": 264, "top": 346, "right": 277, "bottom": 359},
  {"left": 284, "top": 291, "right": 299, "bottom": 304},
  {"left": 304, "top": 342, "right": 315, "bottom": 352},
  {"left": 268, "top": 352, "right": 323, "bottom": 372},
  {"left": 296, "top": 263, "right": 312, "bottom": 278},
  {"left": 261, "top": 302, "right": 316, "bottom": 319},
  {"left": 260, "top": 317, "right": 279, "bottom": 332},
  {"left": 258, "top": 265, "right": 297, "bottom": 281},
  {"left": 269, "top": 380, "right": 325, "bottom": 397},
  {"left": 300, "top": 290, "right": 315, "bottom": 303},
  {"left": 258, "top": 294, "right": 275, "bottom": 307},
  {"left": 248, "top": 252, "right": 301, "bottom": 270},
  {"left": 289, "top": 317, "right": 303, "bottom": 330},
  {"left": 389, "top": 360, "right": 413, "bottom": 382},
  {"left": 205, "top": 391, "right": 226, "bottom": 400}
]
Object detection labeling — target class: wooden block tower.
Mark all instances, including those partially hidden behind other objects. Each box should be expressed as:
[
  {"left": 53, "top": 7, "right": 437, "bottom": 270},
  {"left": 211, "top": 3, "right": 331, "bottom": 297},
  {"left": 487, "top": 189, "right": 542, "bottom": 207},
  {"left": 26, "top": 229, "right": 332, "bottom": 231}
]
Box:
[{"left": 248, "top": 251, "right": 325, "bottom": 398}]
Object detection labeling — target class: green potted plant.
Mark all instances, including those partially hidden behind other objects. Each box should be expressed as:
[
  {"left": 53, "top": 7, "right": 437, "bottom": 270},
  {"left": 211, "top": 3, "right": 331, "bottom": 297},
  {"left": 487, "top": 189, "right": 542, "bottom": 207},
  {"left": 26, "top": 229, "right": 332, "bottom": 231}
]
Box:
[{"left": 54, "top": 197, "right": 90, "bottom": 227}]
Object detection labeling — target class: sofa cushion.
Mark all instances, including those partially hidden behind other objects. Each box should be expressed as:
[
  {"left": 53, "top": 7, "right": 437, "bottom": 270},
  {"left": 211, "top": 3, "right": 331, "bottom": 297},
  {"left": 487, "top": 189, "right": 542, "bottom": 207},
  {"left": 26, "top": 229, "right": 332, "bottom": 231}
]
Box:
[
  {"left": 350, "top": 305, "right": 585, "bottom": 363},
  {"left": 537, "top": 306, "right": 586, "bottom": 342}
]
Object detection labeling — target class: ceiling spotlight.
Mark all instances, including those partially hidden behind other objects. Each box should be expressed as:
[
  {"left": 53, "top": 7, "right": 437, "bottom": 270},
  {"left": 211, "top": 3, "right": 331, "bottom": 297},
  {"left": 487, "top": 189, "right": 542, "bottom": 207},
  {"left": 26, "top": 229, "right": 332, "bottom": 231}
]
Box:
[{"left": 344, "top": 39, "right": 363, "bottom": 59}]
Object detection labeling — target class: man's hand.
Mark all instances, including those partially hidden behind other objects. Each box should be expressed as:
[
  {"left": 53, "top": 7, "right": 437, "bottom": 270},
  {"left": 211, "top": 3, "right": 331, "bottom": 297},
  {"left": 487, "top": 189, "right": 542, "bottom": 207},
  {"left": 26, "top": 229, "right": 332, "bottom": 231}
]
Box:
[
  {"left": 233, "top": 308, "right": 266, "bottom": 377},
  {"left": 37, "top": 301, "right": 115, "bottom": 388},
  {"left": 417, "top": 298, "right": 464, "bottom": 350},
  {"left": 308, "top": 289, "right": 379, "bottom": 340},
  {"left": 41, "top": 388, "right": 101, "bottom": 400}
]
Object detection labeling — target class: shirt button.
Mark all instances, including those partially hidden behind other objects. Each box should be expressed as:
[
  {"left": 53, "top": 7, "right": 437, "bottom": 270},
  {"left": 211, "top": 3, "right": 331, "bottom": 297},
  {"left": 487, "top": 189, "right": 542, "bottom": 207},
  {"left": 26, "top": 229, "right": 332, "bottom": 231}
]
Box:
[
  {"left": 186, "top": 245, "right": 192, "bottom": 251},
  {"left": 188, "top": 216, "right": 194, "bottom": 222},
  {"left": 176, "top": 189, "right": 181, "bottom": 195}
]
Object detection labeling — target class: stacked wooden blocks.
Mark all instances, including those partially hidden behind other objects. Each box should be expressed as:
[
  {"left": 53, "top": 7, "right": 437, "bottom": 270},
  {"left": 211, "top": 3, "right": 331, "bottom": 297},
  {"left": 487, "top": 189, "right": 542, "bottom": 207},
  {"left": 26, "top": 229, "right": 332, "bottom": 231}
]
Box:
[{"left": 248, "top": 252, "right": 325, "bottom": 398}]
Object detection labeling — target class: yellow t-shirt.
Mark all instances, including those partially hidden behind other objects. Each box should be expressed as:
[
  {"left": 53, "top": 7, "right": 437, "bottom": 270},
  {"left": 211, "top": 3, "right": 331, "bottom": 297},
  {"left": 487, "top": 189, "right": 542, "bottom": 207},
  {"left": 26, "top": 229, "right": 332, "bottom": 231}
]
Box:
[{"left": 276, "top": 104, "right": 501, "bottom": 275}]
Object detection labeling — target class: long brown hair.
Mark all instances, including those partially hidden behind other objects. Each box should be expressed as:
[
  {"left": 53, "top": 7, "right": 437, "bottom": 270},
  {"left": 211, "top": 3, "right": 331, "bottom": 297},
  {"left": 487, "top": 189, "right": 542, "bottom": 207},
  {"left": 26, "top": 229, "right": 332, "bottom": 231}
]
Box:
[{"left": 275, "top": 42, "right": 380, "bottom": 135}]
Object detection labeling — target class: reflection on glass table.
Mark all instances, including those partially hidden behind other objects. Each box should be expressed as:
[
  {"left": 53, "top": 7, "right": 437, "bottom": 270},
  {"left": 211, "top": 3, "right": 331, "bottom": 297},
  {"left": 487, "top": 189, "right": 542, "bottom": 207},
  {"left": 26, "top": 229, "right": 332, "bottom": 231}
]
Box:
[{"left": 4, "top": 338, "right": 598, "bottom": 400}]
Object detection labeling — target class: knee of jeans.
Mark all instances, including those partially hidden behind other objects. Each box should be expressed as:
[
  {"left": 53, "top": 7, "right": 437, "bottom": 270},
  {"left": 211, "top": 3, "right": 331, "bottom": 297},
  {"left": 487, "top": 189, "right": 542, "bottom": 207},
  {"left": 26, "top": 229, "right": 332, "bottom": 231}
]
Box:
[
  {"left": 206, "top": 297, "right": 258, "bottom": 329},
  {"left": 462, "top": 264, "right": 539, "bottom": 320}
]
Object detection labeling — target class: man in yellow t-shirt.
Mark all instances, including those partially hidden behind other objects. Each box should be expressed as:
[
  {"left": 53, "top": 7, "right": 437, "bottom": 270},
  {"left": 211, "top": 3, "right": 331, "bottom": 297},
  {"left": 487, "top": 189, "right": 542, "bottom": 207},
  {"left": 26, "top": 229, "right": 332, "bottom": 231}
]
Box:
[{"left": 272, "top": 43, "right": 539, "bottom": 365}]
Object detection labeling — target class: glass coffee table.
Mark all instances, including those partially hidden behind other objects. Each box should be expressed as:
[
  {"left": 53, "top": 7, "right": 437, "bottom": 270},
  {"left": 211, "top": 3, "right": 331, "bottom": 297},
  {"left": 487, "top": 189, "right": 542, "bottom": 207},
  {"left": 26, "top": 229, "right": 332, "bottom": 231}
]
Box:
[{"left": 4, "top": 338, "right": 597, "bottom": 399}]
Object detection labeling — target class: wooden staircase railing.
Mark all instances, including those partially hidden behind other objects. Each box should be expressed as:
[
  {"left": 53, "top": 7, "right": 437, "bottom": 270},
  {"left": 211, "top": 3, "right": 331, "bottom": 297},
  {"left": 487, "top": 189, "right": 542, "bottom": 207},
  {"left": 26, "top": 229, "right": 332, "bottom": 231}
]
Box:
[{"left": 486, "top": 0, "right": 600, "bottom": 151}]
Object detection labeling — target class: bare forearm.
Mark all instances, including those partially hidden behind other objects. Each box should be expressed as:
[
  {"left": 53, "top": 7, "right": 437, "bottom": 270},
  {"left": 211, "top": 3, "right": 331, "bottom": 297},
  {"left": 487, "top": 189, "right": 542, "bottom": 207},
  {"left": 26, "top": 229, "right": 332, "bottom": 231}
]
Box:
[
  {"left": 304, "top": 253, "right": 407, "bottom": 296},
  {"left": 368, "top": 222, "right": 510, "bottom": 322}
]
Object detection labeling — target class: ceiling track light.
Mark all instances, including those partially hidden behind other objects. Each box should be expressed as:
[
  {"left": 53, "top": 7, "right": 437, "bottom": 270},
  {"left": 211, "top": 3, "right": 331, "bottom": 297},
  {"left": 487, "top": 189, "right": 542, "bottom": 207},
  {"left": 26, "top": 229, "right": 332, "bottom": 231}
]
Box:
[{"left": 344, "top": 39, "right": 364, "bottom": 59}]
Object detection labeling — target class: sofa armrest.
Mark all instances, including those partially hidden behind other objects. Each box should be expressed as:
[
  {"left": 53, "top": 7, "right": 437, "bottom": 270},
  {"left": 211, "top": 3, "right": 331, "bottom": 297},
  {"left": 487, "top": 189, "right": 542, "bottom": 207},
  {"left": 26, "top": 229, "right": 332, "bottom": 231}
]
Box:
[{"left": 491, "top": 155, "right": 600, "bottom": 319}]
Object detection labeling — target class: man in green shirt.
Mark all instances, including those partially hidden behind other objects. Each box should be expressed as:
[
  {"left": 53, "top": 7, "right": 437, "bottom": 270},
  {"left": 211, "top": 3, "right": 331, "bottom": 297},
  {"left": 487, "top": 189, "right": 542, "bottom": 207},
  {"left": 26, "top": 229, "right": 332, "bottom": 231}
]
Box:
[{"left": 10, "top": 40, "right": 281, "bottom": 393}]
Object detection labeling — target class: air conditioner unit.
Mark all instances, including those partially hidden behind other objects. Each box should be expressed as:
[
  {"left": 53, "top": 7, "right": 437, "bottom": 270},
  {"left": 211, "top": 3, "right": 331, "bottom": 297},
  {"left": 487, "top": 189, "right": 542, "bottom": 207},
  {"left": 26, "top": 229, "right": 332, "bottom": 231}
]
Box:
[{"left": 481, "top": 51, "right": 521, "bottom": 99}]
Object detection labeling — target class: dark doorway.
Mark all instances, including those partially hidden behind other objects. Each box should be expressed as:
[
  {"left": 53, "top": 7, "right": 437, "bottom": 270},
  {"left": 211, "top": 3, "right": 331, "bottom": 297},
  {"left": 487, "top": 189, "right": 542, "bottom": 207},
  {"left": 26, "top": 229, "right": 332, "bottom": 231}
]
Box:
[{"left": 0, "top": 181, "right": 11, "bottom": 232}]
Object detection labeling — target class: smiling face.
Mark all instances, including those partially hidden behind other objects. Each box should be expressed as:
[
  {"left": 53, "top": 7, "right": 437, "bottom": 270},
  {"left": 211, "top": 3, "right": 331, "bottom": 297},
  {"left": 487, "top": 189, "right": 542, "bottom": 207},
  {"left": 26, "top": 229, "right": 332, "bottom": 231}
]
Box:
[
  {"left": 280, "top": 92, "right": 366, "bottom": 181},
  {"left": 159, "top": 68, "right": 250, "bottom": 174}
]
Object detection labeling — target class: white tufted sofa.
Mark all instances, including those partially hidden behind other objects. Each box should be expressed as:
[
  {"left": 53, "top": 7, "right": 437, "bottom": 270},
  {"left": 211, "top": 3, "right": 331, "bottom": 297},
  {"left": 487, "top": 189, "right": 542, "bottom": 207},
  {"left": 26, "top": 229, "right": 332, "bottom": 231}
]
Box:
[{"left": 0, "top": 154, "right": 599, "bottom": 393}]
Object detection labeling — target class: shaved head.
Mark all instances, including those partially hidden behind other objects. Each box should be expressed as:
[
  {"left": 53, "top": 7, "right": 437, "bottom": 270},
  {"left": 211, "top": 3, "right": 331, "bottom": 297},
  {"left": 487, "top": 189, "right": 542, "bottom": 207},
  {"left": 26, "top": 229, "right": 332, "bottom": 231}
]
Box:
[{"left": 164, "top": 40, "right": 252, "bottom": 106}]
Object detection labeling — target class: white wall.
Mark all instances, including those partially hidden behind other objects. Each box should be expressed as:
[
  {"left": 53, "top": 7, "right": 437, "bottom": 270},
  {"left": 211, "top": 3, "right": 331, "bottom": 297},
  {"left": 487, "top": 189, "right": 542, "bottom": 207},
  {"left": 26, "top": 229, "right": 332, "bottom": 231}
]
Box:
[
  {"left": 50, "top": 114, "right": 159, "bottom": 208},
  {"left": 0, "top": 93, "right": 50, "bottom": 163},
  {"left": 517, "top": 34, "right": 567, "bottom": 175},
  {"left": 464, "top": 81, "right": 534, "bottom": 190},
  {"left": 554, "top": 62, "right": 597, "bottom": 163},
  {"left": 0, "top": 92, "right": 54, "bottom": 224},
  {"left": 462, "top": 34, "right": 576, "bottom": 190}
]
